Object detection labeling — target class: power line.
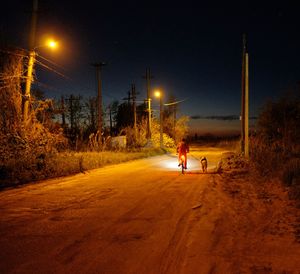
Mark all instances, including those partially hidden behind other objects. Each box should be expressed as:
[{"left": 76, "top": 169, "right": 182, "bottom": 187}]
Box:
[
  {"left": 34, "top": 59, "right": 70, "bottom": 80},
  {"left": 36, "top": 53, "right": 67, "bottom": 71},
  {"left": 163, "top": 98, "right": 188, "bottom": 106}
]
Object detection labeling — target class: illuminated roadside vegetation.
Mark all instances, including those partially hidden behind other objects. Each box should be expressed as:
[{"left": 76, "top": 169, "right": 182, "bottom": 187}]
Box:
[
  {"left": 250, "top": 93, "right": 300, "bottom": 201},
  {"left": 0, "top": 148, "right": 165, "bottom": 188},
  {"left": 0, "top": 50, "right": 187, "bottom": 188}
]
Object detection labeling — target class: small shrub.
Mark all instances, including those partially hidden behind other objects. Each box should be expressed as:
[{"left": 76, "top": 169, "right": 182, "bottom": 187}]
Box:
[
  {"left": 250, "top": 136, "right": 283, "bottom": 176},
  {"left": 282, "top": 158, "right": 300, "bottom": 187},
  {"left": 251, "top": 93, "right": 300, "bottom": 177},
  {"left": 218, "top": 152, "right": 248, "bottom": 173},
  {"left": 288, "top": 184, "right": 300, "bottom": 200}
]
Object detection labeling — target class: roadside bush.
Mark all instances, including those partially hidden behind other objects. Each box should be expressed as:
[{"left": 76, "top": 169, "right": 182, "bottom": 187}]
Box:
[
  {"left": 282, "top": 158, "right": 300, "bottom": 201},
  {"left": 282, "top": 158, "right": 300, "bottom": 187},
  {"left": 174, "top": 116, "right": 190, "bottom": 144},
  {"left": 288, "top": 182, "right": 300, "bottom": 201},
  {"left": 121, "top": 119, "right": 176, "bottom": 149},
  {"left": 151, "top": 120, "right": 176, "bottom": 148},
  {"left": 217, "top": 152, "right": 248, "bottom": 173},
  {"left": 0, "top": 50, "right": 66, "bottom": 186},
  {"left": 249, "top": 91, "right": 300, "bottom": 203},
  {"left": 250, "top": 93, "right": 300, "bottom": 176},
  {"left": 250, "top": 136, "right": 283, "bottom": 176}
]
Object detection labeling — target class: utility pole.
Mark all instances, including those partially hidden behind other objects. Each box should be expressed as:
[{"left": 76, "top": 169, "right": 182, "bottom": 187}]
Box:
[
  {"left": 23, "top": 0, "right": 38, "bottom": 121},
  {"left": 107, "top": 102, "right": 117, "bottom": 136},
  {"left": 245, "top": 49, "right": 249, "bottom": 158},
  {"left": 61, "top": 95, "right": 66, "bottom": 126},
  {"left": 173, "top": 104, "right": 177, "bottom": 138},
  {"left": 131, "top": 83, "right": 137, "bottom": 140},
  {"left": 241, "top": 34, "right": 249, "bottom": 158},
  {"left": 143, "top": 68, "right": 153, "bottom": 139},
  {"left": 88, "top": 97, "right": 96, "bottom": 131},
  {"left": 109, "top": 105, "right": 113, "bottom": 135},
  {"left": 168, "top": 94, "right": 177, "bottom": 139},
  {"left": 124, "top": 90, "right": 132, "bottom": 105},
  {"left": 68, "top": 95, "right": 75, "bottom": 129},
  {"left": 92, "top": 62, "right": 106, "bottom": 134},
  {"left": 159, "top": 95, "right": 163, "bottom": 148}
]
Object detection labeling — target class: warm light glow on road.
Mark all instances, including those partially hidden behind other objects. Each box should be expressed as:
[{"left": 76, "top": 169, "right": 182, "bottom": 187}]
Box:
[{"left": 158, "top": 154, "right": 207, "bottom": 172}]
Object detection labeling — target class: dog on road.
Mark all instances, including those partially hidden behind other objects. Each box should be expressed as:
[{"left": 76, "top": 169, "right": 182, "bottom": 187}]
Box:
[{"left": 200, "top": 157, "right": 208, "bottom": 173}]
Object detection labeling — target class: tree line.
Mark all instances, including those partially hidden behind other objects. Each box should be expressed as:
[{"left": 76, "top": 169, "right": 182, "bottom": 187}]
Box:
[{"left": 0, "top": 48, "right": 189, "bottom": 154}]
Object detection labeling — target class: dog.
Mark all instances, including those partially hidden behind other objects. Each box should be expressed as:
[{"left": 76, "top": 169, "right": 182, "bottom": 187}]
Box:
[{"left": 200, "top": 157, "right": 208, "bottom": 173}]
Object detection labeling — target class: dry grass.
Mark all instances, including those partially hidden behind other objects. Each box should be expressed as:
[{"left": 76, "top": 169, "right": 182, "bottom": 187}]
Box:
[
  {"left": 281, "top": 158, "right": 300, "bottom": 201},
  {"left": 0, "top": 148, "right": 164, "bottom": 189},
  {"left": 250, "top": 137, "right": 300, "bottom": 202}
]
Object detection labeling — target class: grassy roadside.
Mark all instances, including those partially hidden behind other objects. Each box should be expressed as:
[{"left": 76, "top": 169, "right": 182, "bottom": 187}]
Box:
[{"left": 0, "top": 148, "right": 166, "bottom": 189}]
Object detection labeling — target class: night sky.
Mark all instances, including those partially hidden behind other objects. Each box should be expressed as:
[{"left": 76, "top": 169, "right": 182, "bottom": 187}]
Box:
[{"left": 1, "top": 1, "right": 300, "bottom": 134}]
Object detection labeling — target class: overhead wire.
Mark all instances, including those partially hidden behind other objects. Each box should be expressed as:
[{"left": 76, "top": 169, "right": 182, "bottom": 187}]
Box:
[
  {"left": 37, "top": 53, "right": 67, "bottom": 71},
  {"left": 0, "top": 48, "right": 135, "bottom": 104},
  {"left": 35, "top": 56, "right": 120, "bottom": 101},
  {"left": 163, "top": 98, "right": 188, "bottom": 106},
  {"left": 34, "top": 59, "right": 71, "bottom": 80}
]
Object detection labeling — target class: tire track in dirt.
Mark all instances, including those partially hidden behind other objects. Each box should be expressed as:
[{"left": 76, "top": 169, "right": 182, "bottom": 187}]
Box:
[
  {"left": 53, "top": 172, "right": 188, "bottom": 270},
  {"left": 175, "top": 174, "right": 231, "bottom": 274},
  {"left": 79, "top": 174, "right": 213, "bottom": 273},
  {"left": 0, "top": 151, "right": 235, "bottom": 273},
  {"left": 158, "top": 175, "right": 214, "bottom": 274}
]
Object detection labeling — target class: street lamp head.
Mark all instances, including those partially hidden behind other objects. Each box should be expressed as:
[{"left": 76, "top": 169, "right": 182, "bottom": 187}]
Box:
[
  {"left": 47, "top": 39, "right": 58, "bottom": 49},
  {"left": 34, "top": 39, "right": 58, "bottom": 51},
  {"left": 154, "top": 90, "right": 161, "bottom": 98}
]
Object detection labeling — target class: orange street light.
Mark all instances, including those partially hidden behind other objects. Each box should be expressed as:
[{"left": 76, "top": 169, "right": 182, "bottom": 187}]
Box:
[
  {"left": 46, "top": 39, "right": 58, "bottom": 49},
  {"left": 154, "top": 90, "right": 161, "bottom": 98}
]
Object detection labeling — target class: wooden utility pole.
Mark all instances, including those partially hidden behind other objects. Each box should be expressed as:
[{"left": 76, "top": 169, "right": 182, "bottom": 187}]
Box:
[
  {"left": 109, "top": 105, "right": 113, "bottom": 135},
  {"left": 107, "top": 101, "right": 118, "bottom": 136},
  {"left": 131, "top": 83, "right": 137, "bottom": 140},
  {"left": 68, "top": 95, "right": 75, "bottom": 129},
  {"left": 23, "top": 0, "right": 38, "bottom": 121},
  {"left": 144, "top": 68, "right": 153, "bottom": 139},
  {"left": 173, "top": 105, "right": 177, "bottom": 138},
  {"left": 61, "top": 95, "right": 66, "bottom": 126},
  {"left": 92, "top": 62, "right": 106, "bottom": 133},
  {"left": 125, "top": 91, "right": 132, "bottom": 105},
  {"left": 88, "top": 97, "right": 96, "bottom": 131},
  {"left": 241, "top": 34, "right": 249, "bottom": 158},
  {"left": 245, "top": 51, "right": 249, "bottom": 157},
  {"left": 159, "top": 95, "right": 163, "bottom": 148}
]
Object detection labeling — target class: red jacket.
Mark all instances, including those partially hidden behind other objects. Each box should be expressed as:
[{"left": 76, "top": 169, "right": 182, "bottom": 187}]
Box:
[{"left": 177, "top": 141, "right": 189, "bottom": 154}]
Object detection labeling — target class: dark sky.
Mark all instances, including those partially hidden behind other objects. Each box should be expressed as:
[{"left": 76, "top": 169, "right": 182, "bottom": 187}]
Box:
[{"left": 1, "top": 0, "right": 300, "bottom": 134}]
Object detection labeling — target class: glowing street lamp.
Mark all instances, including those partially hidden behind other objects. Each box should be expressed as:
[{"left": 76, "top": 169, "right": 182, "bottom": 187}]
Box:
[
  {"left": 154, "top": 90, "right": 163, "bottom": 148},
  {"left": 47, "top": 39, "right": 58, "bottom": 49},
  {"left": 23, "top": 39, "right": 58, "bottom": 122}
]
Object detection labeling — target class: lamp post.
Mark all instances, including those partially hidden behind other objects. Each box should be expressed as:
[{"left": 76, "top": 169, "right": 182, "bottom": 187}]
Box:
[
  {"left": 241, "top": 34, "right": 249, "bottom": 158},
  {"left": 154, "top": 90, "right": 163, "bottom": 148},
  {"left": 23, "top": 39, "right": 58, "bottom": 121}
]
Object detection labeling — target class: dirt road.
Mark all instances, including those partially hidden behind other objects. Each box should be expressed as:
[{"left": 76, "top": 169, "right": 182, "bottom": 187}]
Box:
[{"left": 0, "top": 147, "right": 300, "bottom": 274}]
